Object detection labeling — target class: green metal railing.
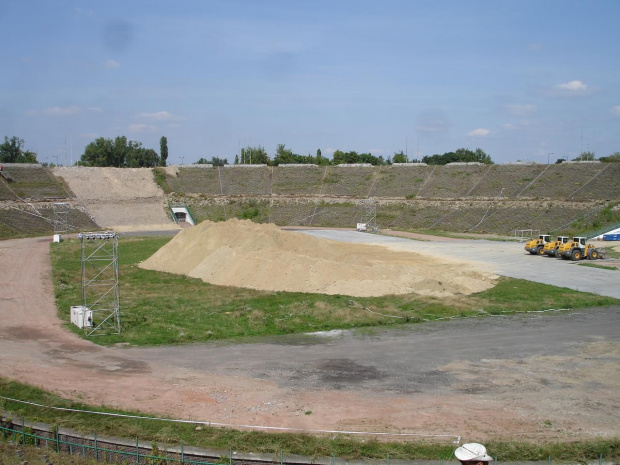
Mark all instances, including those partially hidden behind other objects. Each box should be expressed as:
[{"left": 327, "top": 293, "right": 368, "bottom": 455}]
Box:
[
  {"left": 1, "top": 420, "right": 219, "bottom": 464},
  {"left": 0, "top": 417, "right": 615, "bottom": 465}
]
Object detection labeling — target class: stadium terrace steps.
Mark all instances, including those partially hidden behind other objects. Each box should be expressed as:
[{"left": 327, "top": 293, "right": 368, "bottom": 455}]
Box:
[
  {"left": 517, "top": 163, "right": 607, "bottom": 199},
  {"left": 219, "top": 166, "right": 272, "bottom": 195},
  {"left": 416, "top": 164, "right": 490, "bottom": 198},
  {"left": 570, "top": 163, "right": 620, "bottom": 200},
  {"left": 368, "top": 165, "right": 434, "bottom": 198},
  {"left": 165, "top": 163, "right": 618, "bottom": 201},
  {"left": 0, "top": 178, "right": 17, "bottom": 201},
  {"left": 468, "top": 164, "right": 547, "bottom": 198},
  {"left": 0, "top": 204, "right": 99, "bottom": 238},
  {"left": 0, "top": 164, "right": 68, "bottom": 199},
  {"left": 320, "top": 166, "right": 376, "bottom": 197},
  {"left": 2, "top": 163, "right": 619, "bottom": 239},
  {"left": 271, "top": 166, "right": 324, "bottom": 195},
  {"left": 268, "top": 200, "right": 318, "bottom": 226},
  {"left": 167, "top": 166, "right": 221, "bottom": 195}
]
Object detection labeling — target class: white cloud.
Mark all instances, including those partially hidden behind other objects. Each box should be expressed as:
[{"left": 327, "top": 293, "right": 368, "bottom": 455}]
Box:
[
  {"left": 25, "top": 105, "right": 81, "bottom": 117},
  {"left": 129, "top": 123, "right": 155, "bottom": 133},
  {"left": 505, "top": 104, "right": 537, "bottom": 117},
  {"left": 557, "top": 80, "right": 588, "bottom": 92},
  {"left": 138, "top": 110, "right": 185, "bottom": 121},
  {"left": 468, "top": 128, "right": 490, "bottom": 137},
  {"left": 104, "top": 59, "right": 121, "bottom": 69},
  {"left": 611, "top": 105, "right": 620, "bottom": 116}
]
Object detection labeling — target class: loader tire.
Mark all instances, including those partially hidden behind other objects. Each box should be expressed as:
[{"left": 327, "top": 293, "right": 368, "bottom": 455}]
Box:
[
  {"left": 588, "top": 249, "right": 599, "bottom": 260},
  {"left": 537, "top": 246, "right": 545, "bottom": 255},
  {"left": 571, "top": 249, "right": 582, "bottom": 261}
]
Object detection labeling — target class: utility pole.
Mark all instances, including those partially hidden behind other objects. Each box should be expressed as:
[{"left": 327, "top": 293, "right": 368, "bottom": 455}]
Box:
[{"left": 547, "top": 152, "right": 554, "bottom": 165}]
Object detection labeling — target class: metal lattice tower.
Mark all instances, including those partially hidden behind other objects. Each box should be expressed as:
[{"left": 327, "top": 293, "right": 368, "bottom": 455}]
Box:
[
  {"left": 79, "top": 231, "right": 121, "bottom": 336},
  {"left": 53, "top": 202, "right": 70, "bottom": 234},
  {"left": 358, "top": 198, "right": 378, "bottom": 232}
]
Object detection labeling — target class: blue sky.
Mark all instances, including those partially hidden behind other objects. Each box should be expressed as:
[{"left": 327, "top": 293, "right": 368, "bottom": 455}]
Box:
[{"left": 1, "top": 0, "right": 619, "bottom": 165}]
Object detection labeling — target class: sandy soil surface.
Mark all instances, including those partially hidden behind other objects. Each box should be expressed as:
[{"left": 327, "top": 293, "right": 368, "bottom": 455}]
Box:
[
  {"left": 53, "top": 167, "right": 174, "bottom": 230},
  {"left": 1, "top": 235, "right": 619, "bottom": 443},
  {"left": 139, "top": 219, "right": 497, "bottom": 297}
]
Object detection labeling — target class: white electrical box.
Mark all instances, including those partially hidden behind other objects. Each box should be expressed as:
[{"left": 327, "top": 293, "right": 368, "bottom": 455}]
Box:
[
  {"left": 357, "top": 223, "right": 367, "bottom": 231},
  {"left": 70, "top": 306, "right": 93, "bottom": 328},
  {"left": 53, "top": 234, "right": 62, "bottom": 243}
]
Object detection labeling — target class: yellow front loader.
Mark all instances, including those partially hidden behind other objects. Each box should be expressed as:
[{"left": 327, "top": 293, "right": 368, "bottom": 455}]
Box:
[
  {"left": 557, "top": 237, "right": 603, "bottom": 261},
  {"left": 525, "top": 234, "right": 551, "bottom": 255},
  {"left": 543, "top": 236, "right": 570, "bottom": 258}
]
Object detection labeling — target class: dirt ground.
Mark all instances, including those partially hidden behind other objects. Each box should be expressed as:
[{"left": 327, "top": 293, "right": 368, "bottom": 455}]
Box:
[{"left": 1, "top": 235, "right": 619, "bottom": 443}]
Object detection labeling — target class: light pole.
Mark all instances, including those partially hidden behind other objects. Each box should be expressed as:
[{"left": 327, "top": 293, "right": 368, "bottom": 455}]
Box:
[
  {"left": 547, "top": 152, "right": 554, "bottom": 165},
  {"left": 181, "top": 156, "right": 184, "bottom": 166}
]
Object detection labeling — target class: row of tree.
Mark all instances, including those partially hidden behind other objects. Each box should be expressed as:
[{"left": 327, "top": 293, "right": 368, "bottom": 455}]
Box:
[
  {"left": 79, "top": 136, "right": 168, "bottom": 168},
  {"left": 228, "top": 145, "right": 493, "bottom": 166},
  {"left": 2, "top": 134, "right": 620, "bottom": 167}
]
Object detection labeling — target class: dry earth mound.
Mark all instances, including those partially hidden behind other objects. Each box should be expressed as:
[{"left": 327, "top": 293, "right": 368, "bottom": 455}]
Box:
[
  {"left": 139, "top": 219, "right": 497, "bottom": 297},
  {"left": 54, "top": 167, "right": 176, "bottom": 231}
]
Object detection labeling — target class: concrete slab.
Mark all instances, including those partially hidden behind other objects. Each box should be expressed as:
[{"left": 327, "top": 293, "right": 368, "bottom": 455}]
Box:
[{"left": 298, "top": 230, "right": 620, "bottom": 299}]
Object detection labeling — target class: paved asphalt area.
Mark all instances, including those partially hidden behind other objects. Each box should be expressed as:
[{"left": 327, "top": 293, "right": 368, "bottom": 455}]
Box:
[
  {"left": 296, "top": 230, "right": 620, "bottom": 299},
  {"left": 128, "top": 306, "right": 620, "bottom": 393}
]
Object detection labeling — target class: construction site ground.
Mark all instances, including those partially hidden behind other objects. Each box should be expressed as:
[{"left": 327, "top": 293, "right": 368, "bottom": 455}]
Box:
[{"left": 1, "top": 232, "right": 619, "bottom": 443}]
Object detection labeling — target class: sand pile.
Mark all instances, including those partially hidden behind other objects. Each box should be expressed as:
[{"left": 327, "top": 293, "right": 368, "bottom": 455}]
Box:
[{"left": 139, "top": 219, "right": 497, "bottom": 297}]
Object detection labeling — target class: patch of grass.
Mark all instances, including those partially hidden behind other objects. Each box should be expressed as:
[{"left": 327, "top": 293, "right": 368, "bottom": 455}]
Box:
[
  {"left": 578, "top": 262, "right": 617, "bottom": 271},
  {"left": 152, "top": 168, "right": 170, "bottom": 194},
  {"left": 1, "top": 378, "right": 619, "bottom": 461},
  {"left": 50, "top": 237, "right": 619, "bottom": 347}
]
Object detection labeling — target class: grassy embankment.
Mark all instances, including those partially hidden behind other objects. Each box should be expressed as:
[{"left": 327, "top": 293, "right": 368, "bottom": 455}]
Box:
[
  {"left": 50, "top": 236, "right": 618, "bottom": 347},
  {"left": 1, "top": 378, "right": 619, "bottom": 461}
]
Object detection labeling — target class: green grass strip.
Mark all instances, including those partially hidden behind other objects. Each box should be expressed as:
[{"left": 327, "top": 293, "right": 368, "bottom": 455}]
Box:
[{"left": 50, "top": 236, "right": 619, "bottom": 347}]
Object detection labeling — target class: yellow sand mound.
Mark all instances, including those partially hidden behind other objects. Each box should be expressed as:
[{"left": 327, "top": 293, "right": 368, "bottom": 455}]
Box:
[{"left": 139, "top": 219, "right": 497, "bottom": 297}]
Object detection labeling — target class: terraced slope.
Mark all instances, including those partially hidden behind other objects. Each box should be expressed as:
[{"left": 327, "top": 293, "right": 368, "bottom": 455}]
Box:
[
  {"left": 0, "top": 164, "right": 68, "bottom": 199},
  {"left": 53, "top": 167, "right": 175, "bottom": 231},
  {"left": 0, "top": 204, "right": 99, "bottom": 239}
]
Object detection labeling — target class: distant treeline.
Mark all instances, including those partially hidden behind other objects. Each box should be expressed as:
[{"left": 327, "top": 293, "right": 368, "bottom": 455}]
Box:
[
  {"left": 2, "top": 134, "right": 620, "bottom": 167},
  {"left": 225, "top": 144, "right": 494, "bottom": 166}
]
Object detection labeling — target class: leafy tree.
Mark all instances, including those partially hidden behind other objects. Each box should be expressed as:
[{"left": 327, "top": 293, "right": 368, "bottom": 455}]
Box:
[
  {"left": 273, "top": 144, "right": 329, "bottom": 165},
  {"left": 159, "top": 136, "right": 168, "bottom": 167},
  {"left": 332, "top": 150, "right": 386, "bottom": 165},
  {"left": 234, "top": 154, "right": 239, "bottom": 164},
  {"left": 80, "top": 136, "right": 160, "bottom": 167},
  {"left": 239, "top": 146, "right": 270, "bottom": 165},
  {"left": 392, "top": 151, "right": 407, "bottom": 163},
  {"left": 599, "top": 152, "right": 620, "bottom": 163},
  {"left": 196, "top": 157, "right": 227, "bottom": 166},
  {"left": 0, "top": 136, "right": 38, "bottom": 163},
  {"left": 555, "top": 158, "right": 567, "bottom": 164},
  {"left": 572, "top": 151, "right": 596, "bottom": 161},
  {"left": 422, "top": 147, "right": 493, "bottom": 165},
  {"left": 274, "top": 144, "right": 296, "bottom": 165},
  {"left": 127, "top": 148, "right": 159, "bottom": 168}
]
